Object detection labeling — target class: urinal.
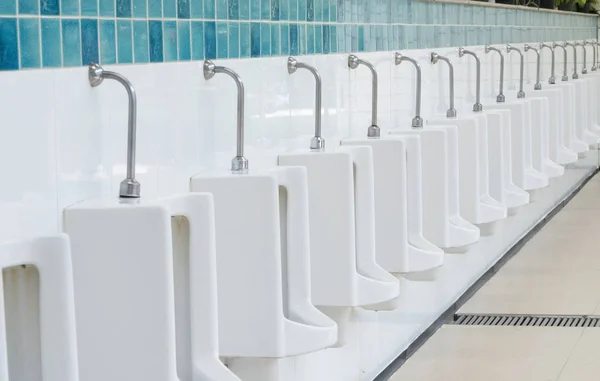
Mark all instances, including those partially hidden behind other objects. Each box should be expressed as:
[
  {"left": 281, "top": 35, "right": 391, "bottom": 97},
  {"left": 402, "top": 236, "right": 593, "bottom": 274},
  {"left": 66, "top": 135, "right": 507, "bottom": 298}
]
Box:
[
  {"left": 582, "top": 40, "right": 600, "bottom": 137},
  {"left": 278, "top": 57, "right": 399, "bottom": 345},
  {"left": 64, "top": 64, "right": 240, "bottom": 381},
  {"left": 391, "top": 52, "right": 479, "bottom": 251},
  {"left": 428, "top": 51, "right": 506, "bottom": 235},
  {"left": 190, "top": 61, "right": 337, "bottom": 361},
  {"left": 0, "top": 235, "right": 78, "bottom": 381},
  {"left": 341, "top": 54, "right": 443, "bottom": 278},
  {"left": 551, "top": 81, "right": 589, "bottom": 154}
]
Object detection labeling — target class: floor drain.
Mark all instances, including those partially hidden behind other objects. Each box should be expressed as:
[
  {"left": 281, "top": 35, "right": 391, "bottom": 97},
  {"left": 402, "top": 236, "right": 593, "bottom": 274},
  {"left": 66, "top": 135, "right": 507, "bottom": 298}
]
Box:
[{"left": 454, "top": 314, "right": 600, "bottom": 327}]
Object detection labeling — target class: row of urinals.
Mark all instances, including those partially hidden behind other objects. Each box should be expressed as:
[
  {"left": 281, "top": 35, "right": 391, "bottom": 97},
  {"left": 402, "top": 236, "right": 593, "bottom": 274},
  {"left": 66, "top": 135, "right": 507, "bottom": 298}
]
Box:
[{"left": 2, "top": 40, "right": 599, "bottom": 381}]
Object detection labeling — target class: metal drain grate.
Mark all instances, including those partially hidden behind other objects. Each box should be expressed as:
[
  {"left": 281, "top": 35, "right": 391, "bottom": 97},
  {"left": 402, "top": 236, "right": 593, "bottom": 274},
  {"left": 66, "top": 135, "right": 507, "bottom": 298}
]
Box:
[{"left": 454, "top": 314, "right": 600, "bottom": 328}]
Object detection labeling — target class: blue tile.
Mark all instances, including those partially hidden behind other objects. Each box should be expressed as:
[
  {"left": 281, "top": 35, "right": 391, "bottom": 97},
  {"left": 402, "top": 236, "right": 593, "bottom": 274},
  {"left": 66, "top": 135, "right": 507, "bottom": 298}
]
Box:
[
  {"left": 239, "top": 0, "right": 249, "bottom": 19},
  {"left": 289, "top": 23, "right": 298, "bottom": 55},
  {"left": 41, "top": 18, "right": 61, "bottom": 67},
  {"left": 329, "top": 23, "right": 336, "bottom": 53},
  {"left": 262, "top": 0, "right": 270, "bottom": 19},
  {"left": 117, "top": 0, "right": 132, "bottom": 16},
  {"left": 133, "top": 20, "right": 148, "bottom": 62},
  {"left": 164, "top": 0, "right": 176, "bottom": 18},
  {"left": 100, "top": 0, "right": 114, "bottom": 16},
  {"left": 40, "top": 0, "right": 59, "bottom": 15},
  {"left": 228, "top": 0, "right": 238, "bottom": 19},
  {"left": 81, "top": 19, "right": 98, "bottom": 64},
  {"left": 251, "top": 0, "right": 259, "bottom": 19},
  {"left": 216, "top": 21, "right": 227, "bottom": 58},
  {"left": 149, "top": 20, "right": 163, "bottom": 62},
  {"left": 271, "top": 0, "right": 279, "bottom": 20},
  {"left": 299, "top": 23, "right": 306, "bottom": 54},
  {"left": 133, "top": 0, "right": 146, "bottom": 16},
  {"left": 81, "top": 0, "right": 96, "bottom": 15},
  {"left": 322, "top": 24, "right": 329, "bottom": 53},
  {"left": 178, "top": 21, "right": 190, "bottom": 60},
  {"left": 306, "top": 0, "right": 313, "bottom": 21},
  {"left": 289, "top": 0, "right": 297, "bottom": 20},
  {"left": 62, "top": 19, "right": 81, "bottom": 67},
  {"left": 190, "top": 0, "right": 201, "bottom": 17},
  {"left": 148, "top": 0, "right": 161, "bottom": 16},
  {"left": 191, "top": 21, "right": 204, "bottom": 60},
  {"left": 204, "top": 0, "right": 215, "bottom": 18},
  {"left": 19, "top": 0, "right": 38, "bottom": 14},
  {"left": 261, "top": 22, "right": 270, "bottom": 56},
  {"left": 239, "top": 22, "right": 249, "bottom": 57},
  {"left": 216, "top": 0, "right": 227, "bottom": 19},
  {"left": 117, "top": 20, "right": 133, "bottom": 63},
  {"left": 178, "top": 0, "right": 190, "bottom": 17},
  {"left": 322, "top": 0, "right": 328, "bottom": 21},
  {"left": 335, "top": 0, "right": 342, "bottom": 22},
  {"left": 228, "top": 22, "right": 239, "bottom": 58},
  {"left": 0, "top": 0, "right": 16, "bottom": 14},
  {"left": 280, "top": 23, "right": 289, "bottom": 55},
  {"left": 271, "top": 23, "right": 279, "bottom": 55},
  {"left": 280, "top": 0, "right": 288, "bottom": 20},
  {"left": 100, "top": 20, "right": 116, "bottom": 64},
  {"left": 19, "top": 18, "right": 40, "bottom": 68},
  {"left": 204, "top": 21, "right": 216, "bottom": 59},
  {"left": 358, "top": 25, "right": 364, "bottom": 52},
  {"left": 0, "top": 18, "right": 18, "bottom": 70},
  {"left": 314, "top": 0, "right": 321, "bottom": 21},
  {"left": 61, "top": 0, "right": 78, "bottom": 15},
  {"left": 299, "top": 0, "right": 306, "bottom": 21},
  {"left": 329, "top": 0, "right": 336, "bottom": 21},
  {"left": 315, "top": 24, "right": 321, "bottom": 53},
  {"left": 250, "top": 22, "right": 260, "bottom": 57},
  {"left": 164, "top": 20, "right": 177, "bottom": 61}
]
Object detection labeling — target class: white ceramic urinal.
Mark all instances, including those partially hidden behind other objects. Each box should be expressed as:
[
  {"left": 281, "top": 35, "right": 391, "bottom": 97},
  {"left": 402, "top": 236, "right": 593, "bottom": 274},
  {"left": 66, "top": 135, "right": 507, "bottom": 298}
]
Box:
[
  {"left": 341, "top": 54, "right": 443, "bottom": 278},
  {"left": 580, "top": 72, "right": 600, "bottom": 139},
  {"left": 527, "top": 95, "right": 564, "bottom": 178},
  {"left": 191, "top": 61, "right": 336, "bottom": 363},
  {"left": 570, "top": 77, "right": 600, "bottom": 145},
  {"left": 0, "top": 235, "right": 78, "bottom": 381},
  {"left": 549, "top": 81, "right": 589, "bottom": 154},
  {"left": 65, "top": 64, "right": 239, "bottom": 381},
  {"left": 278, "top": 57, "right": 399, "bottom": 345},
  {"left": 390, "top": 52, "right": 479, "bottom": 250}
]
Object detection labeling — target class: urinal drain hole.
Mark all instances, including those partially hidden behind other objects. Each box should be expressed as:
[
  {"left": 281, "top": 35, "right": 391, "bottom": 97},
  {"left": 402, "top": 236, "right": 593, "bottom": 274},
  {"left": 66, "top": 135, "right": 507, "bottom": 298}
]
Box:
[{"left": 453, "top": 314, "right": 600, "bottom": 328}]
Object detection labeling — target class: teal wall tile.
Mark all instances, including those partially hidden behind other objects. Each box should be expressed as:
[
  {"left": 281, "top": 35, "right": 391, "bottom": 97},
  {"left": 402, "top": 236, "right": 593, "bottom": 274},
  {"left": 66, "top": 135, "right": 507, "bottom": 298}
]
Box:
[
  {"left": 0, "top": 0, "right": 16, "bottom": 14},
  {"left": 261, "top": 22, "right": 271, "bottom": 56},
  {"left": 216, "top": 0, "right": 227, "bottom": 19},
  {"left": 250, "top": 22, "right": 260, "bottom": 57},
  {"left": 323, "top": 24, "right": 329, "bottom": 53},
  {"left": 41, "top": 18, "right": 61, "bottom": 67},
  {"left": 289, "top": 23, "right": 298, "bottom": 55},
  {"left": 280, "top": 23, "right": 289, "bottom": 55},
  {"left": 251, "top": 0, "right": 260, "bottom": 19},
  {"left": 148, "top": 0, "right": 161, "bottom": 16},
  {"left": 134, "top": 0, "right": 147, "bottom": 17},
  {"left": 271, "top": 23, "right": 279, "bottom": 55},
  {"left": 40, "top": 0, "right": 59, "bottom": 15},
  {"left": 240, "top": 21, "right": 250, "bottom": 57},
  {"left": 164, "top": 21, "right": 177, "bottom": 61},
  {"left": 299, "top": 23, "right": 307, "bottom": 54},
  {"left": 62, "top": 19, "right": 81, "bottom": 67},
  {"left": 204, "top": 21, "right": 216, "bottom": 59},
  {"left": 290, "top": 0, "right": 298, "bottom": 20},
  {"left": 81, "top": 18, "right": 99, "bottom": 64},
  {"left": 299, "top": 0, "right": 306, "bottom": 21},
  {"left": 358, "top": 25, "right": 364, "bottom": 52},
  {"left": 315, "top": 24, "right": 322, "bottom": 53},
  {"left": 216, "top": 21, "right": 227, "bottom": 58},
  {"left": 0, "top": 18, "right": 18, "bottom": 70},
  {"left": 61, "top": 0, "right": 78, "bottom": 15},
  {"left": 164, "top": 0, "right": 176, "bottom": 18},
  {"left": 178, "top": 0, "right": 190, "bottom": 17},
  {"left": 229, "top": 22, "right": 239, "bottom": 58},
  {"left": 19, "top": 0, "right": 38, "bottom": 15},
  {"left": 20, "top": 18, "right": 40, "bottom": 69},
  {"left": 228, "top": 0, "right": 239, "bottom": 19},
  {"left": 307, "top": 0, "right": 314, "bottom": 21},
  {"left": 101, "top": 0, "right": 115, "bottom": 16},
  {"left": 117, "top": 20, "right": 133, "bottom": 64},
  {"left": 191, "top": 21, "right": 204, "bottom": 60},
  {"left": 190, "top": 0, "right": 202, "bottom": 17},
  {"left": 280, "top": 0, "right": 288, "bottom": 20},
  {"left": 239, "top": 0, "right": 249, "bottom": 19},
  {"left": 272, "top": 0, "right": 279, "bottom": 20},
  {"left": 307, "top": 24, "right": 314, "bottom": 54},
  {"left": 81, "top": 0, "right": 97, "bottom": 15},
  {"left": 178, "top": 21, "right": 191, "bottom": 60},
  {"left": 322, "top": 0, "right": 329, "bottom": 21},
  {"left": 262, "top": 0, "right": 271, "bottom": 19},
  {"left": 204, "top": 0, "right": 214, "bottom": 18},
  {"left": 100, "top": 20, "right": 116, "bottom": 64},
  {"left": 149, "top": 20, "right": 163, "bottom": 62},
  {"left": 133, "top": 20, "right": 149, "bottom": 62}
]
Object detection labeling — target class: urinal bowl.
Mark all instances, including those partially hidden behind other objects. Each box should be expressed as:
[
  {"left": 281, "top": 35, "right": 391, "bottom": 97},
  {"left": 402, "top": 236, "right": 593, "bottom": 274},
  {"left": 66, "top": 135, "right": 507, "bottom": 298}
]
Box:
[
  {"left": 527, "top": 95, "right": 564, "bottom": 178},
  {"left": 552, "top": 82, "right": 591, "bottom": 153},
  {"left": 572, "top": 78, "right": 600, "bottom": 145}
]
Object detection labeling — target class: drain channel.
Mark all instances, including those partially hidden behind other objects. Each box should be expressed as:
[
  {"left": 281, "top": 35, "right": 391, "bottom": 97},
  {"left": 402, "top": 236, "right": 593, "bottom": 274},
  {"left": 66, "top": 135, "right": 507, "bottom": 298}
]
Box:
[{"left": 454, "top": 314, "right": 600, "bottom": 328}]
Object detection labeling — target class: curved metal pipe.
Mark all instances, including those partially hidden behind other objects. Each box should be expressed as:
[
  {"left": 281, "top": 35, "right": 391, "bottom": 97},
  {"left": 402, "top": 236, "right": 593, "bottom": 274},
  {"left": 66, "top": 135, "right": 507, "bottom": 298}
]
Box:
[
  {"left": 540, "top": 43, "right": 556, "bottom": 84},
  {"left": 88, "top": 63, "right": 140, "bottom": 198},
  {"left": 458, "top": 47, "right": 483, "bottom": 112},
  {"left": 431, "top": 52, "right": 456, "bottom": 118},
  {"left": 485, "top": 45, "right": 505, "bottom": 103},
  {"left": 204, "top": 60, "right": 248, "bottom": 173},
  {"left": 507, "top": 44, "right": 525, "bottom": 98},
  {"left": 395, "top": 52, "right": 423, "bottom": 128},
  {"left": 584, "top": 40, "right": 597, "bottom": 71},
  {"left": 553, "top": 42, "right": 569, "bottom": 81},
  {"left": 564, "top": 41, "right": 579, "bottom": 79},
  {"left": 524, "top": 44, "right": 542, "bottom": 90},
  {"left": 288, "top": 57, "right": 324, "bottom": 150},
  {"left": 576, "top": 41, "right": 588, "bottom": 74},
  {"left": 348, "top": 54, "right": 380, "bottom": 138}
]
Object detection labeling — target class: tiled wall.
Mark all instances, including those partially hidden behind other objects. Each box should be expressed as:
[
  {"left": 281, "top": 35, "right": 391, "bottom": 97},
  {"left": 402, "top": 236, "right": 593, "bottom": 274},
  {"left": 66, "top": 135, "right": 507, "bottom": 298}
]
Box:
[{"left": 0, "top": 0, "right": 597, "bottom": 70}]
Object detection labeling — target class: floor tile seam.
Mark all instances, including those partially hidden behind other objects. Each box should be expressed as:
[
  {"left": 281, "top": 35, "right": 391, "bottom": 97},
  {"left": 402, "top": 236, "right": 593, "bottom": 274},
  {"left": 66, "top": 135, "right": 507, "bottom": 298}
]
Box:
[{"left": 555, "top": 327, "right": 587, "bottom": 381}]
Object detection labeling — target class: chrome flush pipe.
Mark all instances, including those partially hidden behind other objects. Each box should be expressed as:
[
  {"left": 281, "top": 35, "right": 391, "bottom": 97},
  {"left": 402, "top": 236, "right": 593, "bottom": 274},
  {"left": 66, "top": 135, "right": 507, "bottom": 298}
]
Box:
[
  {"left": 287, "top": 57, "right": 325, "bottom": 150},
  {"left": 524, "top": 44, "right": 542, "bottom": 90},
  {"left": 395, "top": 52, "right": 423, "bottom": 128},
  {"left": 506, "top": 44, "right": 526, "bottom": 98},
  {"left": 564, "top": 41, "right": 579, "bottom": 79},
  {"left": 576, "top": 41, "right": 588, "bottom": 74},
  {"left": 458, "top": 47, "right": 483, "bottom": 112},
  {"left": 348, "top": 54, "right": 380, "bottom": 138},
  {"left": 540, "top": 43, "right": 556, "bottom": 84},
  {"left": 553, "top": 42, "right": 569, "bottom": 81},
  {"left": 431, "top": 52, "right": 457, "bottom": 118},
  {"left": 88, "top": 63, "right": 140, "bottom": 198},
  {"left": 584, "top": 40, "right": 597, "bottom": 71},
  {"left": 485, "top": 45, "right": 506, "bottom": 103},
  {"left": 203, "top": 60, "right": 248, "bottom": 173}
]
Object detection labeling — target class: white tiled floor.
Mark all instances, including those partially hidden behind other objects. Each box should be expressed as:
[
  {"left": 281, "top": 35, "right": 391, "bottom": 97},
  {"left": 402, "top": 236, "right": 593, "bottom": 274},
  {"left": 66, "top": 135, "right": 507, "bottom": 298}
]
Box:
[{"left": 390, "top": 175, "right": 600, "bottom": 381}]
